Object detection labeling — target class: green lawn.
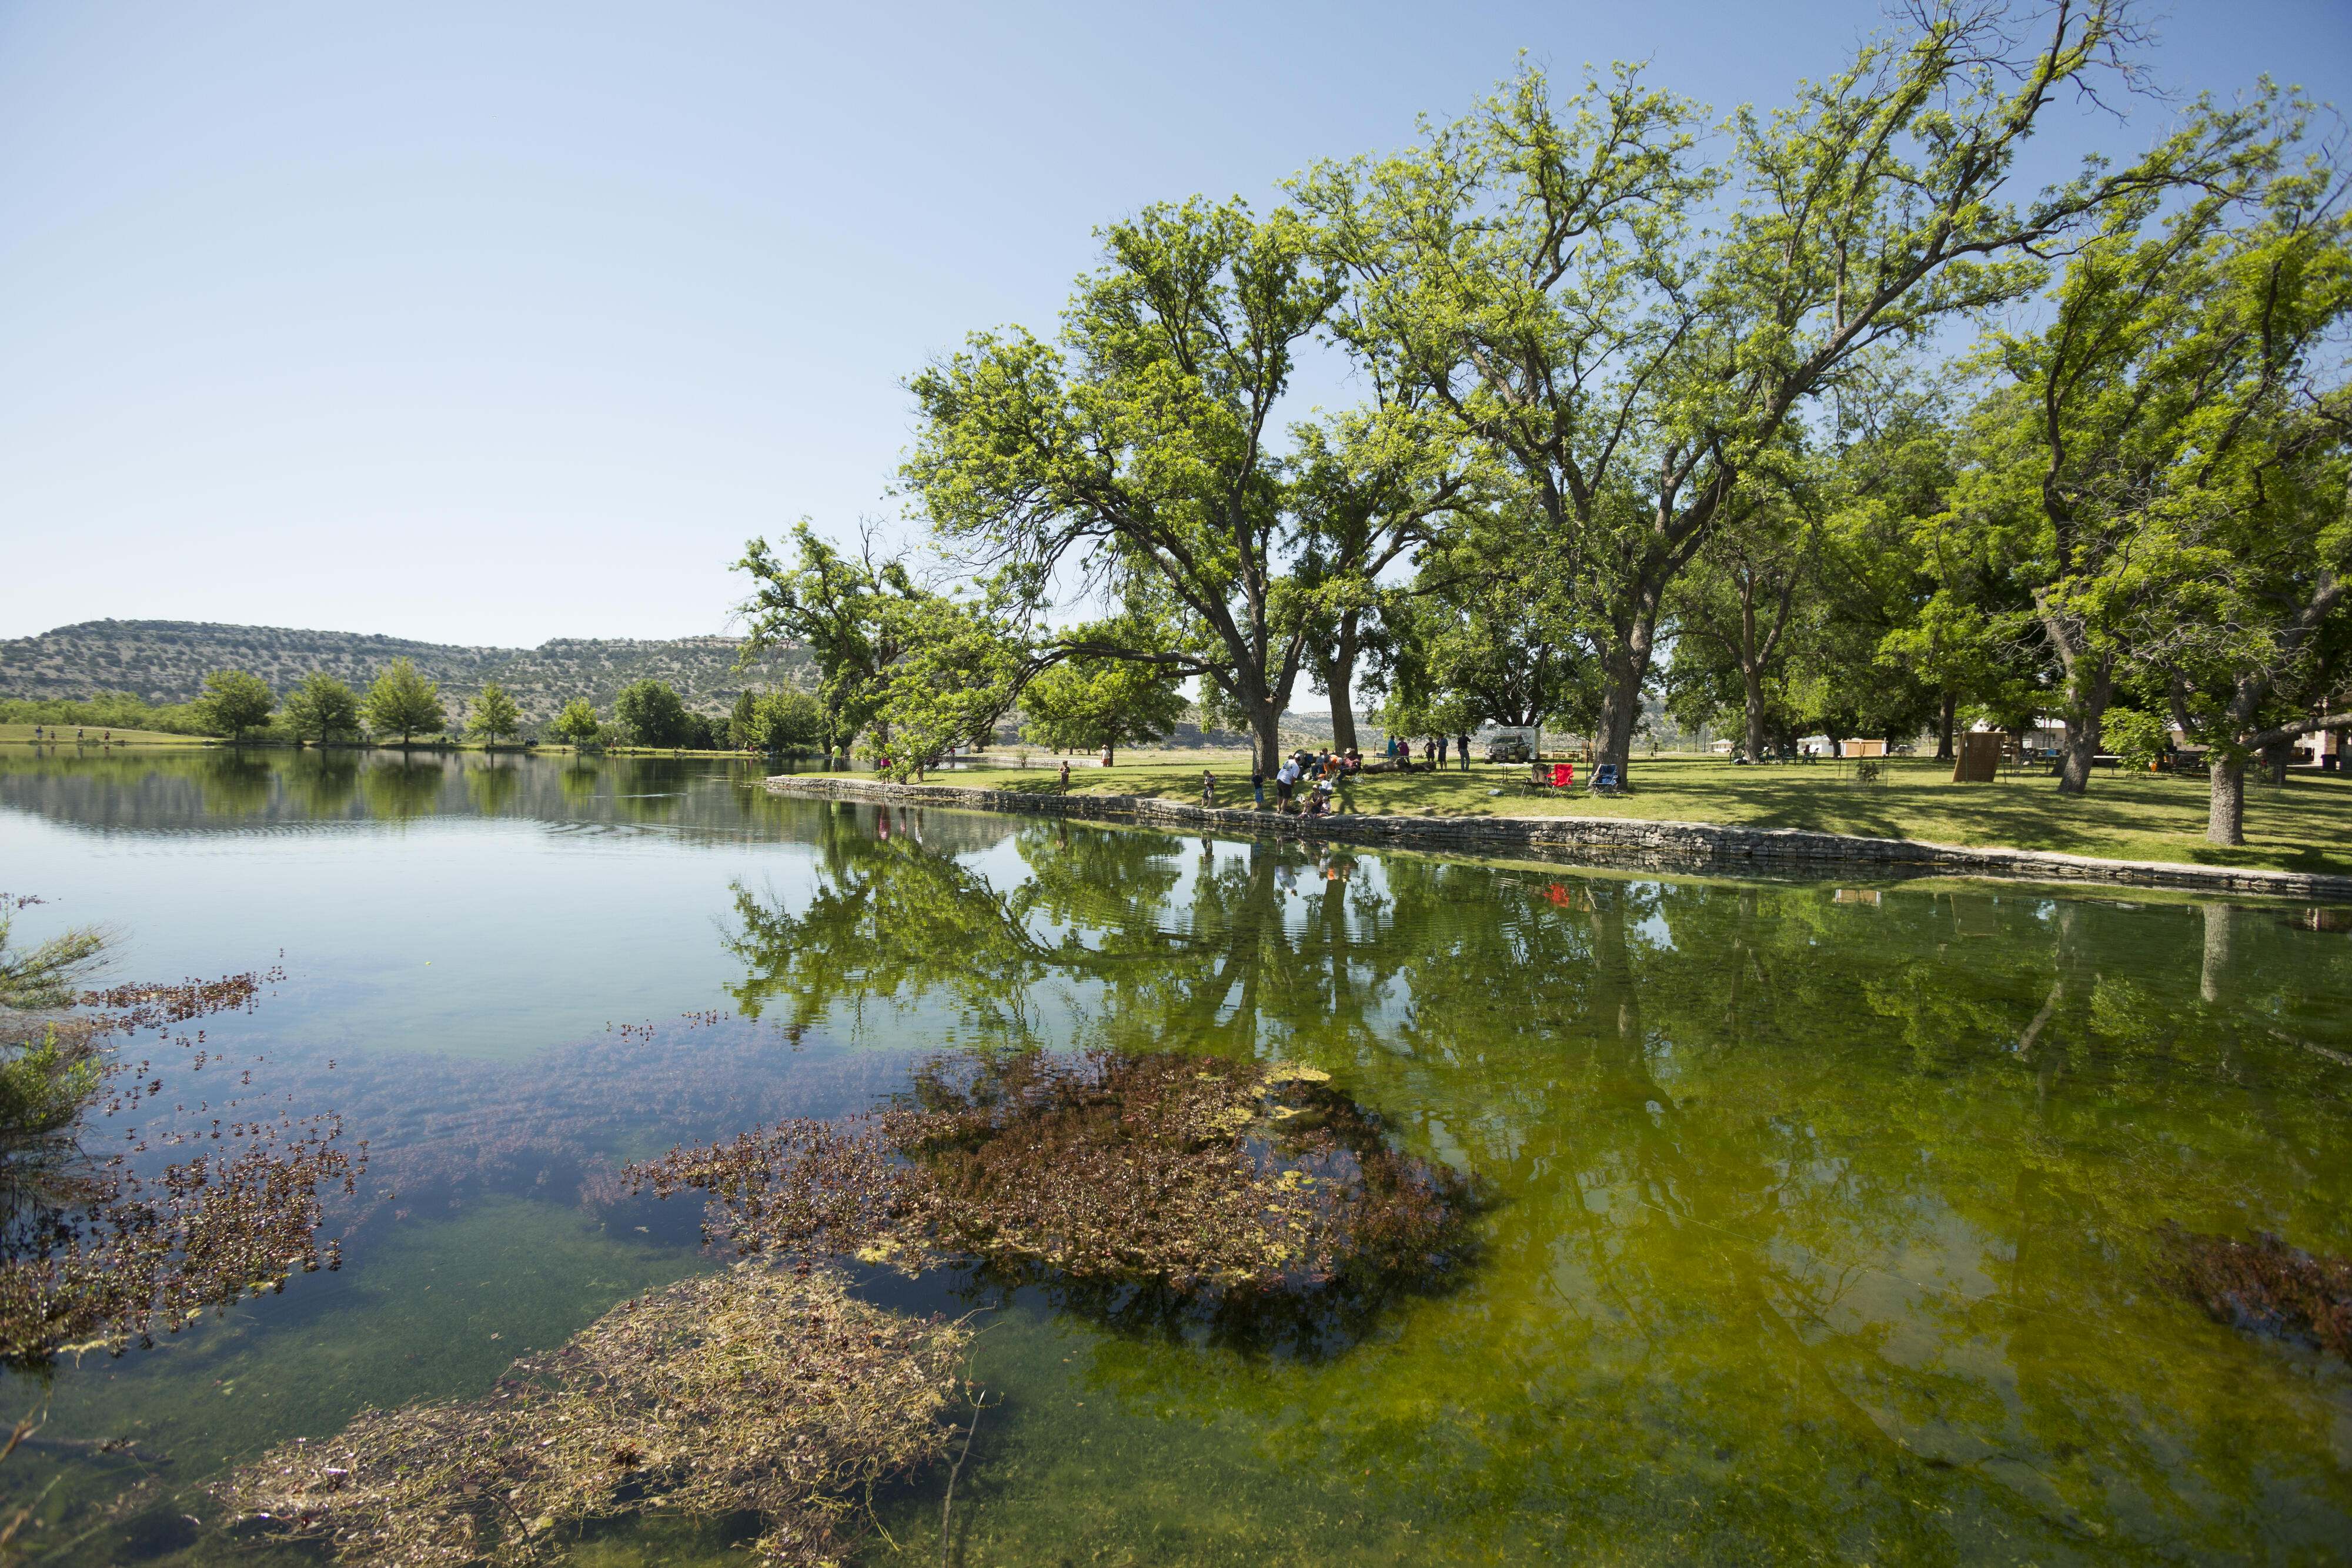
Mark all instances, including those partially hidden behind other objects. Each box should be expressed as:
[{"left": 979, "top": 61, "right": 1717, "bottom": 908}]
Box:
[{"left": 937, "top": 753, "right": 2351, "bottom": 875}]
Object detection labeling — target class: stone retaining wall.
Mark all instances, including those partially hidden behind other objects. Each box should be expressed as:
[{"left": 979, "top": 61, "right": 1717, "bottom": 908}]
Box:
[{"left": 764, "top": 775, "right": 2352, "bottom": 901}]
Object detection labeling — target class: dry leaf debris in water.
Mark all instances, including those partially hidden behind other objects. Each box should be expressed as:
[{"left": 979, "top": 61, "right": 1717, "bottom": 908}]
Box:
[
  {"left": 629, "top": 1049, "right": 1477, "bottom": 1336},
  {"left": 218, "top": 1262, "right": 971, "bottom": 1566},
  {"left": 2158, "top": 1223, "right": 2352, "bottom": 1360}
]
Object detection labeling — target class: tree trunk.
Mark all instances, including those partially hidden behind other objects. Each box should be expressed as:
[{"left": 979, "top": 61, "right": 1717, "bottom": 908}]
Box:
[
  {"left": 1595, "top": 622, "right": 1655, "bottom": 781},
  {"left": 1250, "top": 704, "right": 1282, "bottom": 778},
  {"left": 1935, "top": 693, "right": 1956, "bottom": 762},
  {"left": 1742, "top": 666, "right": 1767, "bottom": 764},
  {"left": 2261, "top": 739, "right": 2292, "bottom": 786},
  {"left": 2206, "top": 755, "right": 2245, "bottom": 847},
  {"left": 2199, "top": 902, "right": 2233, "bottom": 1005},
  {"left": 2055, "top": 663, "right": 2112, "bottom": 795},
  {"left": 1326, "top": 612, "right": 1360, "bottom": 754}
]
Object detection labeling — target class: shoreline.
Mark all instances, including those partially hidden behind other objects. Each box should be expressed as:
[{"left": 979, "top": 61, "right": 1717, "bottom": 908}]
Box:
[{"left": 764, "top": 773, "right": 2352, "bottom": 902}]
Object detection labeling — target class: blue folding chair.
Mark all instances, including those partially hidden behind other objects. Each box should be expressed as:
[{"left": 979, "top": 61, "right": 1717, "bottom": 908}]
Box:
[{"left": 1589, "top": 763, "right": 1623, "bottom": 795}]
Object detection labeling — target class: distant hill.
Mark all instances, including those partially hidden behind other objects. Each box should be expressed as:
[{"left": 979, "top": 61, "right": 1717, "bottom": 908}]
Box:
[{"left": 0, "top": 620, "right": 809, "bottom": 722}]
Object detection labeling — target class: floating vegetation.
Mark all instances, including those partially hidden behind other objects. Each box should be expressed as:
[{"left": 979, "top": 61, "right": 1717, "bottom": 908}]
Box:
[
  {"left": 2159, "top": 1223, "right": 2352, "bottom": 1360},
  {"left": 77, "top": 965, "right": 282, "bottom": 1036},
  {"left": 630, "top": 1050, "right": 1476, "bottom": 1342},
  {"left": 219, "top": 1262, "right": 971, "bottom": 1567},
  {"left": 1, "top": 1131, "right": 358, "bottom": 1368},
  {"left": 2, "top": 940, "right": 355, "bottom": 1370}
]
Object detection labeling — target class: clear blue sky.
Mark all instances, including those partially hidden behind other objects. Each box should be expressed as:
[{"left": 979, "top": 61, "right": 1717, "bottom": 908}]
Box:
[{"left": 4, "top": 0, "right": 2345, "bottom": 647}]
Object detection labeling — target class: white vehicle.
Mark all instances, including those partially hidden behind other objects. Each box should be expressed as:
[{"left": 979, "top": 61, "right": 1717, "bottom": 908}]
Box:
[{"left": 1484, "top": 727, "right": 1541, "bottom": 763}]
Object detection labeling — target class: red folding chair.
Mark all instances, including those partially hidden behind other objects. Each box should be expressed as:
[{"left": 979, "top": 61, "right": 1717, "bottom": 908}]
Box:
[{"left": 1551, "top": 762, "right": 1575, "bottom": 789}]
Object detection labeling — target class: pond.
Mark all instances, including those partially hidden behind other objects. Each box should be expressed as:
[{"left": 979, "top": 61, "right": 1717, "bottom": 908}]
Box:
[{"left": 2, "top": 747, "right": 2348, "bottom": 1564}]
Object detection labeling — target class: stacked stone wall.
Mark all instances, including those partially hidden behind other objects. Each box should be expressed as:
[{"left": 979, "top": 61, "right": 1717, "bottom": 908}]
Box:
[{"left": 764, "top": 775, "right": 2352, "bottom": 901}]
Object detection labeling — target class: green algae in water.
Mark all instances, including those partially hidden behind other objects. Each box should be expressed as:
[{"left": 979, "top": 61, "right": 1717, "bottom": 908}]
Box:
[{"left": 2, "top": 752, "right": 2350, "bottom": 1563}]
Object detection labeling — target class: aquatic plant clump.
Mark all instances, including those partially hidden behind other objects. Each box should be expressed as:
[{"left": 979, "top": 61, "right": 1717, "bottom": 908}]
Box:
[
  {"left": 0, "top": 1129, "right": 358, "bottom": 1367},
  {"left": 630, "top": 1051, "right": 1476, "bottom": 1305},
  {"left": 2159, "top": 1223, "right": 2352, "bottom": 1360},
  {"left": 3, "top": 946, "right": 359, "bottom": 1370},
  {"left": 77, "top": 965, "right": 282, "bottom": 1035},
  {"left": 219, "top": 1262, "right": 972, "bottom": 1567}
]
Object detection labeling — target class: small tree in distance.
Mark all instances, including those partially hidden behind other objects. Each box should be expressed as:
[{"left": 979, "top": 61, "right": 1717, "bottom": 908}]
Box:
[
  {"left": 282, "top": 672, "right": 363, "bottom": 745},
  {"left": 612, "top": 680, "right": 690, "bottom": 747},
  {"left": 468, "top": 681, "right": 523, "bottom": 744},
  {"left": 362, "top": 658, "right": 446, "bottom": 747},
  {"left": 549, "top": 698, "right": 603, "bottom": 749},
  {"left": 754, "top": 688, "right": 826, "bottom": 754},
  {"left": 1018, "top": 655, "right": 1187, "bottom": 764},
  {"left": 193, "top": 670, "right": 276, "bottom": 743}
]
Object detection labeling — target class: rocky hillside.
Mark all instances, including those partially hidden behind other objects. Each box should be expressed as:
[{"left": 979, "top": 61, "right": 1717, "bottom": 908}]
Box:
[{"left": 0, "top": 620, "right": 808, "bottom": 721}]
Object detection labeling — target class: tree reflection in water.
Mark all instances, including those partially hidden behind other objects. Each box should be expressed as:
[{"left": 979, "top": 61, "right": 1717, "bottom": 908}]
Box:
[{"left": 722, "top": 803, "right": 2352, "bottom": 1559}]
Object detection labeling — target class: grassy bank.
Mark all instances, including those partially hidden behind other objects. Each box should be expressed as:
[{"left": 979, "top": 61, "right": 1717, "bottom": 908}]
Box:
[
  {"left": 0, "top": 722, "right": 211, "bottom": 745},
  {"left": 927, "top": 754, "right": 2350, "bottom": 875}
]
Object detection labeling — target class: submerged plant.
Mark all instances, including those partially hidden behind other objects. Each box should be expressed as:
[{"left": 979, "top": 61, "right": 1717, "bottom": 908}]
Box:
[
  {"left": 219, "top": 1262, "right": 971, "bottom": 1566},
  {"left": 2158, "top": 1223, "right": 2352, "bottom": 1360},
  {"left": 630, "top": 1050, "right": 1476, "bottom": 1340}
]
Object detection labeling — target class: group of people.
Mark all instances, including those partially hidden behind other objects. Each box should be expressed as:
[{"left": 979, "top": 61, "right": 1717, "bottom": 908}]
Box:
[
  {"left": 24, "top": 726, "right": 110, "bottom": 745},
  {"left": 1221, "top": 747, "right": 1365, "bottom": 816},
  {"left": 1383, "top": 733, "right": 1473, "bottom": 771}
]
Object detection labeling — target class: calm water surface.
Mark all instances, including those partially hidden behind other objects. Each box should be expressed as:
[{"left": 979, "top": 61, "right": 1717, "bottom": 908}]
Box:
[{"left": 2, "top": 747, "right": 2348, "bottom": 1564}]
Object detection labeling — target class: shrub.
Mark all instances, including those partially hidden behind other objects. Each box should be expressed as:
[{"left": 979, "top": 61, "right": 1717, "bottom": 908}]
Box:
[{"left": 0, "top": 693, "right": 209, "bottom": 735}]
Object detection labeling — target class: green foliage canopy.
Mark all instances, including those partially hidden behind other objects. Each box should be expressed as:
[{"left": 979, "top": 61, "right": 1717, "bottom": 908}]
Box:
[
  {"left": 752, "top": 688, "right": 826, "bottom": 754},
  {"left": 612, "top": 680, "right": 691, "bottom": 747},
  {"left": 1291, "top": 4, "right": 2261, "bottom": 778},
  {"left": 736, "top": 521, "right": 930, "bottom": 759},
  {"left": 467, "top": 681, "right": 523, "bottom": 743},
  {"left": 904, "top": 197, "right": 1341, "bottom": 772},
  {"left": 192, "top": 669, "right": 276, "bottom": 742},
  {"left": 549, "top": 698, "right": 602, "bottom": 748},
  {"left": 1936, "top": 94, "right": 2318, "bottom": 793},
  {"left": 362, "top": 658, "right": 447, "bottom": 745},
  {"left": 282, "top": 673, "right": 363, "bottom": 744},
  {"left": 1019, "top": 646, "right": 1189, "bottom": 758}
]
